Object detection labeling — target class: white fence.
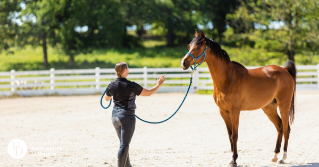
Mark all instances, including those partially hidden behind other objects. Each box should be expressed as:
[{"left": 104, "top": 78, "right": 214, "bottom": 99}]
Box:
[{"left": 0, "top": 65, "right": 318, "bottom": 97}]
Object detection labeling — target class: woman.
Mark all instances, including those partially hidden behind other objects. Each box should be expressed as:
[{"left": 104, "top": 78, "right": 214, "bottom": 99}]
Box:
[{"left": 105, "top": 62, "right": 165, "bottom": 167}]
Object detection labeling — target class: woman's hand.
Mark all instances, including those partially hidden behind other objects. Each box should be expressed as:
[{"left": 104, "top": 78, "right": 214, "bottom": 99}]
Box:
[
  {"left": 105, "top": 95, "right": 112, "bottom": 101},
  {"left": 157, "top": 75, "right": 166, "bottom": 85},
  {"left": 140, "top": 75, "right": 165, "bottom": 96}
]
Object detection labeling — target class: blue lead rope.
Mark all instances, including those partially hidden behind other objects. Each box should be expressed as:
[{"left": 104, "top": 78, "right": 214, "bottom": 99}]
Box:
[
  {"left": 100, "top": 87, "right": 112, "bottom": 109},
  {"left": 100, "top": 76, "right": 193, "bottom": 124},
  {"left": 101, "top": 47, "right": 207, "bottom": 124}
]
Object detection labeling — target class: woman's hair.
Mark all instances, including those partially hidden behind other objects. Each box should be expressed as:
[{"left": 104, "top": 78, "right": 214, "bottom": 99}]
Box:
[{"left": 115, "top": 62, "right": 128, "bottom": 78}]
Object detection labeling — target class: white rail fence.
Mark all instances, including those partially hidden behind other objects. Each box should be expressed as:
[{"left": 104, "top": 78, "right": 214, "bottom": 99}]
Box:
[{"left": 0, "top": 65, "right": 318, "bottom": 96}]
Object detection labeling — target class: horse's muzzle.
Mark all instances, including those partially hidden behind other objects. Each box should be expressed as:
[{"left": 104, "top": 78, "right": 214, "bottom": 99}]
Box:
[{"left": 182, "top": 60, "right": 190, "bottom": 70}]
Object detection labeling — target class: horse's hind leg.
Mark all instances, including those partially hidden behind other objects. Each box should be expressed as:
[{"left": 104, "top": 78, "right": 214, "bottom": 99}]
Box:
[
  {"left": 219, "top": 108, "right": 233, "bottom": 152},
  {"left": 262, "top": 100, "right": 283, "bottom": 162},
  {"left": 277, "top": 100, "right": 291, "bottom": 164}
]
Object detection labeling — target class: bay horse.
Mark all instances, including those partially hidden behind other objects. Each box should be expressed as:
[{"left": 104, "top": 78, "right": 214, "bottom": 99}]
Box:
[{"left": 181, "top": 30, "right": 296, "bottom": 166}]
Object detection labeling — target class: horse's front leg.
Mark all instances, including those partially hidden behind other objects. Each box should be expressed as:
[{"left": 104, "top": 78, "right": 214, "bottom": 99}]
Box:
[
  {"left": 219, "top": 108, "right": 233, "bottom": 152},
  {"left": 228, "top": 109, "right": 240, "bottom": 167}
]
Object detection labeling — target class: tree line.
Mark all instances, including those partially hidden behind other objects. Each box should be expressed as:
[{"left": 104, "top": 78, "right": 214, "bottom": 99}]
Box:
[{"left": 1, "top": 0, "right": 319, "bottom": 67}]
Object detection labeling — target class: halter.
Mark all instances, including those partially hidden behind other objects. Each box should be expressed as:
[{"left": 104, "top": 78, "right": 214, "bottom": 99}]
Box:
[{"left": 187, "top": 47, "right": 208, "bottom": 70}]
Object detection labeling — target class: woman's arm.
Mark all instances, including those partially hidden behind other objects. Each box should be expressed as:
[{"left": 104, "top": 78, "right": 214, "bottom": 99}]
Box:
[
  {"left": 140, "top": 75, "right": 165, "bottom": 96},
  {"left": 105, "top": 95, "right": 112, "bottom": 101}
]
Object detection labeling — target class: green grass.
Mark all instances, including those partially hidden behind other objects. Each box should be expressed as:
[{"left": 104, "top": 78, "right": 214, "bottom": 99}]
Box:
[
  {"left": 196, "top": 90, "right": 214, "bottom": 94},
  {"left": 1, "top": 39, "right": 319, "bottom": 72},
  {"left": 0, "top": 45, "right": 186, "bottom": 71},
  {"left": 141, "top": 40, "right": 167, "bottom": 48}
]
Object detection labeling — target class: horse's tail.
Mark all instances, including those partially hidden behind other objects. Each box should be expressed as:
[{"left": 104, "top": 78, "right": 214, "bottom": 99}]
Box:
[{"left": 284, "top": 60, "right": 296, "bottom": 125}]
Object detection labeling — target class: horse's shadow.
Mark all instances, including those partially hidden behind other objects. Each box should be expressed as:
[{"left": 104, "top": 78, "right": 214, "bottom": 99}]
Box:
[
  {"left": 254, "top": 163, "right": 319, "bottom": 167},
  {"left": 291, "top": 163, "right": 319, "bottom": 167}
]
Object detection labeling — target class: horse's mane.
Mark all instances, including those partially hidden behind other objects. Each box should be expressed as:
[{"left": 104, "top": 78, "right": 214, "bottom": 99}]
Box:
[
  {"left": 231, "top": 61, "right": 246, "bottom": 68},
  {"left": 189, "top": 36, "right": 246, "bottom": 69},
  {"left": 189, "top": 36, "right": 231, "bottom": 63}
]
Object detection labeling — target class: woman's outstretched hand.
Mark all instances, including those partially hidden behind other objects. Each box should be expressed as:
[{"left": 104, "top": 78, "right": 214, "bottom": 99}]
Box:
[
  {"left": 141, "top": 75, "right": 165, "bottom": 96},
  {"left": 157, "top": 75, "right": 166, "bottom": 85}
]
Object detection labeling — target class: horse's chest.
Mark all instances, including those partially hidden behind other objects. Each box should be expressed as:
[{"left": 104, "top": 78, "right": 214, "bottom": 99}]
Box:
[{"left": 213, "top": 92, "right": 232, "bottom": 110}]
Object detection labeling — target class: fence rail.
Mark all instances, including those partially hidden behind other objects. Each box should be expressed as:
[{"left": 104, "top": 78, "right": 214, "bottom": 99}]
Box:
[{"left": 0, "top": 65, "right": 318, "bottom": 96}]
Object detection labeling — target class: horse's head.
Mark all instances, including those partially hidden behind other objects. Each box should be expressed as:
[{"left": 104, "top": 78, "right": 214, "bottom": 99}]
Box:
[{"left": 181, "top": 30, "right": 207, "bottom": 70}]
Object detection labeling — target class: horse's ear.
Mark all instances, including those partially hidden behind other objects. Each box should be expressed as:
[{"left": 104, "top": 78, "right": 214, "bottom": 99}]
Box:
[
  {"left": 200, "top": 30, "right": 205, "bottom": 37},
  {"left": 195, "top": 29, "right": 199, "bottom": 37}
]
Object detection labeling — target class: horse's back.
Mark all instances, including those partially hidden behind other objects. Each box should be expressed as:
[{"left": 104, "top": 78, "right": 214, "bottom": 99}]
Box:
[
  {"left": 248, "top": 65, "right": 293, "bottom": 81},
  {"left": 239, "top": 65, "right": 293, "bottom": 110}
]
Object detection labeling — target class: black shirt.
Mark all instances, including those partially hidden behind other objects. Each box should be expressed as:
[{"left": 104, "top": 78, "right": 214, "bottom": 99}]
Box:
[{"left": 106, "top": 78, "right": 143, "bottom": 109}]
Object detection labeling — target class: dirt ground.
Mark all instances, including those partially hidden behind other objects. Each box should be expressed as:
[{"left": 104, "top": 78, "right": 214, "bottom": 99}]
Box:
[{"left": 0, "top": 92, "right": 319, "bottom": 167}]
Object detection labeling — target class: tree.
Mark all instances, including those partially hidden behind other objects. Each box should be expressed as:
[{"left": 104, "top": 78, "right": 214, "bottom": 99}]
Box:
[
  {"left": 0, "top": 0, "right": 21, "bottom": 54},
  {"left": 203, "top": 0, "right": 241, "bottom": 45},
  {"left": 17, "top": 0, "right": 124, "bottom": 67},
  {"left": 230, "top": 0, "right": 319, "bottom": 62},
  {"left": 52, "top": 0, "right": 124, "bottom": 66},
  {"left": 18, "top": 0, "right": 59, "bottom": 67},
  {"left": 150, "top": 0, "right": 199, "bottom": 46},
  {"left": 117, "top": 0, "right": 160, "bottom": 47}
]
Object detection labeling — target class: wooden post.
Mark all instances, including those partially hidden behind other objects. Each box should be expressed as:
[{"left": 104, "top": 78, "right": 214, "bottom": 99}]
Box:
[
  {"left": 95, "top": 67, "right": 100, "bottom": 89},
  {"left": 50, "top": 68, "right": 55, "bottom": 90},
  {"left": 11, "top": 70, "right": 15, "bottom": 92},
  {"left": 194, "top": 69, "right": 199, "bottom": 91},
  {"left": 143, "top": 66, "right": 147, "bottom": 88}
]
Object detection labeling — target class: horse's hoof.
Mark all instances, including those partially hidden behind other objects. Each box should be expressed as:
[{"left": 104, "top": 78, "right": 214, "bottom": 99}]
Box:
[
  {"left": 228, "top": 163, "right": 237, "bottom": 167},
  {"left": 278, "top": 160, "right": 285, "bottom": 164},
  {"left": 228, "top": 164, "right": 237, "bottom": 167},
  {"left": 271, "top": 157, "right": 278, "bottom": 162}
]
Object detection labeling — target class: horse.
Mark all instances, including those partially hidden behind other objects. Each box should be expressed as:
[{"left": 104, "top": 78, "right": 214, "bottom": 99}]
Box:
[{"left": 181, "top": 30, "right": 296, "bottom": 166}]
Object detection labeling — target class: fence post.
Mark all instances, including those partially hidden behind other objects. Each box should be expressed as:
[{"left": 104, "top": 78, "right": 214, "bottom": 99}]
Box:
[
  {"left": 143, "top": 66, "right": 147, "bottom": 88},
  {"left": 317, "top": 64, "right": 319, "bottom": 88},
  {"left": 11, "top": 70, "right": 15, "bottom": 93},
  {"left": 50, "top": 68, "right": 55, "bottom": 90},
  {"left": 95, "top": 67, "right": 100, "bottom": 89},
  {"left": 194, "top": 69, "right": 199, "bottom": 91}
]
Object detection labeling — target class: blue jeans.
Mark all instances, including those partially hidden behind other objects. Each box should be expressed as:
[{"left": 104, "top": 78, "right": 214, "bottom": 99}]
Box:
[{"left": 112, "top": 107, "right": 136, "bottom": 167}]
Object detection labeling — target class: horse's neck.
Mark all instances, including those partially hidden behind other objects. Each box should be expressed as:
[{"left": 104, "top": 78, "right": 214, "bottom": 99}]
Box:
[{"left": 206, "top": 53, "right": 231, "bottom": 91}]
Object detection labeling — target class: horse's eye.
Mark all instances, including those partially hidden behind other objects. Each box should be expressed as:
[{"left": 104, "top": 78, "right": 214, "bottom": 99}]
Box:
[{"left": 197, "top": 45, "right": 201, "bottom": 49}]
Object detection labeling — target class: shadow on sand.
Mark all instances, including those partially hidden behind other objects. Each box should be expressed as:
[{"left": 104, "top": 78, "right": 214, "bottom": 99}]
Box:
[{"left": 291, "top": 163, "right": 319, "bottom": 167}]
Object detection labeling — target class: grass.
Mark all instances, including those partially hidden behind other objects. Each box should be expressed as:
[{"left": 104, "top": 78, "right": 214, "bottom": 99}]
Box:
[
  {"left": 0, "top": 39, "right": 318, "bottom": 72},
  {"left": 196, "top": 90, "right": 214, "bottom": 94},
  {"left": 0, "top": 44, "right": 186, "bottom": 71}
]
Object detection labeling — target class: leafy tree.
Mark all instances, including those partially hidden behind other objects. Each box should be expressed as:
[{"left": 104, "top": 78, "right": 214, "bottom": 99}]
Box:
[
  {"left": 17, "top": 0, "right": 124, "bottom": 67},
  {"left": 230, "top": 0, "right": 319, "bottom": 62},
  {"left": 117, "top": 0, "right": 167, "bottom": 48},
  {"left": 0, "top": 0, "right": 21, "bottom": 54},
  {"left": 18, "top": 0, "right": 60, "bottom": 67},
  {"left": 119, "top": 0, "right": 156, "bottom": 37},
  {"left": 53, "top": 0, "right": 124, "bottom": 65},
  {"left": 203, "top": 0, "right": 241, "bottom": 44},
  {"left": 150, "top": 0, "right": 199, "bottom": 46}
]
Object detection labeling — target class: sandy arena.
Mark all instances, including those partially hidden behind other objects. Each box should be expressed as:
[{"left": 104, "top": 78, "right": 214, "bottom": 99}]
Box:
[{"left": 1, "top": 92, "right": 319, "bottom": 167}]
